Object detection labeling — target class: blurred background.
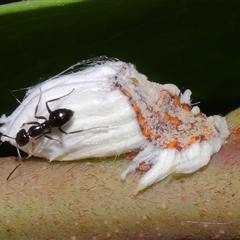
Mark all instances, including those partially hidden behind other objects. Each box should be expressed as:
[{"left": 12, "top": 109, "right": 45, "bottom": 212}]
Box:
[{"left": 0, "top": 0, "right": 239, "bottom": 156}]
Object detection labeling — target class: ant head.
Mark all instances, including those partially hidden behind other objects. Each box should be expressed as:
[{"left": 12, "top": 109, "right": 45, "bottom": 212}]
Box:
[
  {"left": 15, "top": 129, "right": 30, "bottom": 147},
  {"left": 1, "top": 129, "right": 29, "bottom": 147}
]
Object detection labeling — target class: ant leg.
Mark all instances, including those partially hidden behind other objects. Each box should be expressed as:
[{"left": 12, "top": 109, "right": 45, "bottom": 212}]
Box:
[
  {"left": 5, "top": 139, "right": 22, "bottom": 181},
  {"left": 16, "top": 146, "right": 22, "bottom": 161},
  {"left": 30, "top": 135, "right": 43, "bottom": 154},
  {"left": 58, "top": 127, "right": 83, "bottom": 135},
  {"left": 34, "top": 88, "right": 48, "bottom": 121},
  {"left": 44, "top": 135, "right": 62, "bottom": 147},
  {"left": 45, "top": 88, "right": 75, "bottom": 114},
  {"left": 6, "top": 163, "right": 21, "bottom": 180},
  {"left": 58, "top": 126, "right": 107, "bottom": 135},
  {"left": 21, "top": 121, "right": 40, "bottom": 128},
  {"left": 30, "top": 132, "right": 62, "bottom": 152}
]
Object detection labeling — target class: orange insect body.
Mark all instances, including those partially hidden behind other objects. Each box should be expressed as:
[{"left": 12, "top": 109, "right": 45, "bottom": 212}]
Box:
[
  {"left": 138, "top": 162, "right": 151, "bottom": 172},
  {"left": 115, "top": 77, "right": 214, "bottom": 152},
  {"left": 114, "top": 63, "right": 228, "bottom": 190},
  {"left": 125, "top": 151, "right": 139, "bottom": 160}
]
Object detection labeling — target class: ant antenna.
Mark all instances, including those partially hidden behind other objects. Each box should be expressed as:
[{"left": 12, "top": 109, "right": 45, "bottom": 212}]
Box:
[
  {"left": 6, "top": 147, "right": 22, "bottom": 180},
  {"left": 1, "top": 133, "right": 23, "bottom": 180},
  {"left": 6, "top": 163, "right": 21, "bottom": 180}
]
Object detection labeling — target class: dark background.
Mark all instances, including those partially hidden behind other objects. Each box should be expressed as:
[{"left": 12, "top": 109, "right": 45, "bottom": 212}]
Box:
[
  {"left": 0, "top": 1, "right": 239, "bottom": 156},
  {"left": 0, "top": 0, "right": 19, "bottom": 4}
]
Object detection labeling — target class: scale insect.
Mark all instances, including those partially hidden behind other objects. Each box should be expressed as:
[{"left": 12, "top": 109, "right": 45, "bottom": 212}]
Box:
[{"left": 0, "top": 58, "right": 229, "bottom": 192}]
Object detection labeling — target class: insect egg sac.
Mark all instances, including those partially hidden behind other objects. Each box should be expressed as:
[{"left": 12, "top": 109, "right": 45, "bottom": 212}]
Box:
[{"left": 0, "top": 58, "right": 229, "bottom": 192}]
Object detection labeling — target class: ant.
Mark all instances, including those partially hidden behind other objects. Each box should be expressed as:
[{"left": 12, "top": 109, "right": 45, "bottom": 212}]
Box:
[
  {"left": 17, "top": 88, "right": 77, "bottom": 148},
  {"left": 1, "top": 87, "right": 99, "bottom": 180}
]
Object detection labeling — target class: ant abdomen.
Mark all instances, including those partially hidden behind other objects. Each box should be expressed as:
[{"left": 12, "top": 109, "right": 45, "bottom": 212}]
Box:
[{"left": 49, "top": 109, "right": 74, "bottom": 128}]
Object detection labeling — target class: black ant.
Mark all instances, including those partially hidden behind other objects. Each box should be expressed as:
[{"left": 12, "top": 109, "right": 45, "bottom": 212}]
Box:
[
  {"left": 17, "top": 88, "right": 78, "bottom": 148},
  {"left": 1, "top": 88, "right": 100, "bottom": 180}
]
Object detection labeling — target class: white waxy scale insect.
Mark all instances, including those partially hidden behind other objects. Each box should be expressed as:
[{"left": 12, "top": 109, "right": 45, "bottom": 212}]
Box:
[{"left": 0, "top": 58, "right": 229, "bottom": 193}]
